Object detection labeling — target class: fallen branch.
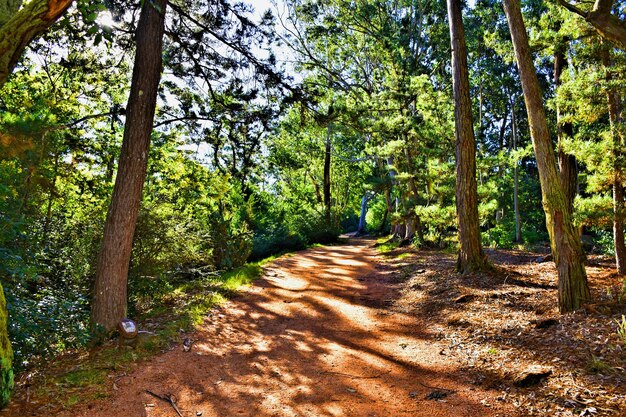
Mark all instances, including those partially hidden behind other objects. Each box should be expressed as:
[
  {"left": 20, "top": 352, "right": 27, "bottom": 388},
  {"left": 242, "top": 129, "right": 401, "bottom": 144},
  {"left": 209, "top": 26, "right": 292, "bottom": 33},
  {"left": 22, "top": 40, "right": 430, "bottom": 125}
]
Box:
[{"left": 145, "top": 390, "right": 184, "bottom": 417}]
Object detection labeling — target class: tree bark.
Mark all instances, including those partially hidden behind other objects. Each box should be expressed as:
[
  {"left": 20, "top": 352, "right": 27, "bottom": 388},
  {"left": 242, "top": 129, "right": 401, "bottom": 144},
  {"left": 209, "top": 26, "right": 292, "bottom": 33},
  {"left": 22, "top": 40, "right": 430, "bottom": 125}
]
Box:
[
  {"left": 447, "top": 0, "right": 488, "bottom": 273},
  {"left": 323, "top": 123, "right": 332, "bottom": 226},
  {"left": 554, "top": 45, "right": 577, "bottom": 216},
  {"left": 0, "top": 0, "right": 73, "bottom": 86},
  {"left": 559, "top": 0, "right": 626, "bottom": 51},
  {"left": 511, "top": 99, "right": 522, "bottom": 243},
  {"left": 92, "top": 0, "right": 167, "bottom": 332},
  {"left": 601, "top": 45, "right": 626, "bottom": 275},
  {"left": 357, "top": 193, "right": 368, "bottom": 235},
  {"left": 503, "top": 0, "right": 590, "bottom": 312}
]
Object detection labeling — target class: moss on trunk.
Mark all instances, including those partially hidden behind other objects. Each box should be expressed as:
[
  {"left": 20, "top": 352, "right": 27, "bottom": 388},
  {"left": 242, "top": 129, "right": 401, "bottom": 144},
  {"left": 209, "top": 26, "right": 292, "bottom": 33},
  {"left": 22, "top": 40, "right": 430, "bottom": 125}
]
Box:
[{"left": 0, "top": 0, "right": 73, "bottom": 86}]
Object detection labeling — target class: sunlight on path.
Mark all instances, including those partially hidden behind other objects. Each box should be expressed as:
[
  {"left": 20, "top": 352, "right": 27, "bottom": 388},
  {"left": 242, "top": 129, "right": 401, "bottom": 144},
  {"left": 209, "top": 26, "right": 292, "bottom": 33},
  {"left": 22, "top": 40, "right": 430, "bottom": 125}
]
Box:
[{"left": 74, "top": 239, "right": 512, "bottom": 417}]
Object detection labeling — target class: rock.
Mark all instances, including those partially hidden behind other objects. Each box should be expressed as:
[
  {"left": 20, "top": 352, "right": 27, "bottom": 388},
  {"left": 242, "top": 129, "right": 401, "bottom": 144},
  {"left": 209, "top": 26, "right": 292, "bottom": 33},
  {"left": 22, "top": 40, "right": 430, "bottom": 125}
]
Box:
[
  {"left": 426, "top": 390, "right": 450, "bottom": 400},
  {"left": 514, "top": 366, "right": 552, "bottom": 387}
]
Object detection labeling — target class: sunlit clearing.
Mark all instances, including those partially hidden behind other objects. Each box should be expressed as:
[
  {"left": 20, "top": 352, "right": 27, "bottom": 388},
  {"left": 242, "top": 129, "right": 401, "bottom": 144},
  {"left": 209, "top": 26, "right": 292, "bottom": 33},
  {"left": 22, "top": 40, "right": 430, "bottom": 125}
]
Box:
[{"left": 96, "top": 11, "right": 115, "bottom": 28}]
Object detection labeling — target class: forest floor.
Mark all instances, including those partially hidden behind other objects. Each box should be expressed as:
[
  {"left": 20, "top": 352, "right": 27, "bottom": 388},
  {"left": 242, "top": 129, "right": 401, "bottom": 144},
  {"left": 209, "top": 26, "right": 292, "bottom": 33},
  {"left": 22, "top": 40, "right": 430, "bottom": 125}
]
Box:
[{"left": 4, "top": 236, "right": 626, "bottom": 416}]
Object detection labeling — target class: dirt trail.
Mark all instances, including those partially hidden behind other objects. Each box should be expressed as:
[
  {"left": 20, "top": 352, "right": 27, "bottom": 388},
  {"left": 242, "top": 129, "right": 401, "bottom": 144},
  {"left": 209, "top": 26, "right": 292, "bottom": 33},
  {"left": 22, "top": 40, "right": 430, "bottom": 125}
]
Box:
[{"left": 74, "top": 238, "right": 513, "bottom": 417}]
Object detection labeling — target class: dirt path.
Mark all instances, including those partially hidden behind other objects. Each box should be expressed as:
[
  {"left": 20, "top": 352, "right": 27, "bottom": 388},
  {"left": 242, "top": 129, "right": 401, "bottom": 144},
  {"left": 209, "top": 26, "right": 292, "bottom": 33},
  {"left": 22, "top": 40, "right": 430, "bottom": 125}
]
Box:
[{"left": 73, "top": 238, "right": 513, "bottom": 417}]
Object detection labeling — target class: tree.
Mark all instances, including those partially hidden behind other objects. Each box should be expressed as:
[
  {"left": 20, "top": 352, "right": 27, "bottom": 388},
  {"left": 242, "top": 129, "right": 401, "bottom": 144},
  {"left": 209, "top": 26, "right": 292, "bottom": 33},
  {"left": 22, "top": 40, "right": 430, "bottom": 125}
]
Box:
[
  {"left": 554, "top": 42, "right": 577, "bottom": 216},
  {"left": 0, "top": 0, "right": 74, "bottom": 405},
  {"left": 447, "top": 0, "right": 489, "bottom": 273},
  {"left": 600, "top": 44, "right": 626, "bottom": 274},
  {"left": 0, "top": 0, "right": 74, "bottom": 86},
  {"left": 503, "top": 0, "right": 591, "bottom": 312},
  {"left": 91, "top": 0, "right": 167, "bottom": 332},
  {"left": 559, "top": 0, "right": 626, "bottom": 51}
]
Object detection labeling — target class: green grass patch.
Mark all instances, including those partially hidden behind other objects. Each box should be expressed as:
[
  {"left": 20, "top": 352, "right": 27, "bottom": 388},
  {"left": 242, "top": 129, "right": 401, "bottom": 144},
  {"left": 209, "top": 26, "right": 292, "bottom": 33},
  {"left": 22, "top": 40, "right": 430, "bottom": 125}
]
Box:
[
  {"left": 375, "top": 236, "right": 400, "bottom": 254},
  {"left": 376, "top": 235, "right": 393, "bottom": 244},
  {"left": 587, "top": 356, "right": 613, "bottom": 374},
  {"left": 57, "top": 368, "right": 106, "bottom": 388},
  {"left": 486, "top": 347, "right": 498, "bottom": 355},
  {"left": 396, "top": 252, "right": 411, "bottom": 260},
  {"left": 148, "top": 256, "right": 279, "bottom": 339}
]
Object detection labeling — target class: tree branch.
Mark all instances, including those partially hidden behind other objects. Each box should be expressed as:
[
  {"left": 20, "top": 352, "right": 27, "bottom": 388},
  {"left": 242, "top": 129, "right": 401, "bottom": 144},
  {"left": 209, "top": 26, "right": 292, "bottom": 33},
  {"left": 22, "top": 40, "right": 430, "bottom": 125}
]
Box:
[
  {"left": 0, "top": 0, "right": 74, "bottom": 86},
  {"left": 559, "top": 0, "right": 626, "bottom": 51}
]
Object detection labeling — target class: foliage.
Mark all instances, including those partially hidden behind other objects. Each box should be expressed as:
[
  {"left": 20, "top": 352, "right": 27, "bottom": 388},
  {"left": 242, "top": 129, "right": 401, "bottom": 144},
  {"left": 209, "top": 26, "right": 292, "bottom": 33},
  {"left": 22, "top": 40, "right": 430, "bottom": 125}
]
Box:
[
  {"left": 0, "top": 284, "right": 12, "bottom": 407},
  {"left": 1, "top": 0, "right": 626, "bottom": 403}
]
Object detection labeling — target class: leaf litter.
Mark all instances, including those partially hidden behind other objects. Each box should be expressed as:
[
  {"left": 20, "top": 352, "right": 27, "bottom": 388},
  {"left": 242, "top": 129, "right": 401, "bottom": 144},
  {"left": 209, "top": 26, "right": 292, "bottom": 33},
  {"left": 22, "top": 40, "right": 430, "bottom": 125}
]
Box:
[{"left": 382, "top": 245, "right": 626, "bottom": 416}]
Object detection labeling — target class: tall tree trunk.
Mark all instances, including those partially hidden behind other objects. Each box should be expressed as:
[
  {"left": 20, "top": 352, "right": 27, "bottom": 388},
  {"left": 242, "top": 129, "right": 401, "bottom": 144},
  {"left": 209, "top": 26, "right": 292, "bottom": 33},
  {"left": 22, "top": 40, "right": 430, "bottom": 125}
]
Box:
[
  {"left": 554, "top": 45, "right": 577, "bottom": 216},
  {"left": 323, "top": 123, "right": 332, "bottom": 226},
  {"left": 357, "top": 193, "right": 368, "bottom": 235},
  {"left": 376, "top": 157, "right": 393, "bottom": 234},
  {"left": 601, "top": 45, "right": 626, "bottom": 275},
  {"left": 386, "top": 157, "right": 402, "bottom": 237},
  {"left": 503, "top": 0, "right": 590, "bottom": 312},
  {"left": 511, "top": 99, "right": 522, "bottom": 243},
  {"left": 447, "top": 0, "right": 488, "bottom": 273},
  {"left": 92, "top": 0, "right": 167, "bottom": 332},
  {"left": 0, "top": 0, "right": 74, "bottom": 86}
]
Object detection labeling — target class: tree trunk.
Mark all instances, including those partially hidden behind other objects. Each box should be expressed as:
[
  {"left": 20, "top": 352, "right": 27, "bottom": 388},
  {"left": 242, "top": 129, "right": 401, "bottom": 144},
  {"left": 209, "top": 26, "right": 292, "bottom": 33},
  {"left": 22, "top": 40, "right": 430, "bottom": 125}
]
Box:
[
  {"left": 92, "top": 0, "right": 167, "bottom": 332},
  {"left": 0, "top": 0, "right": 73, "bottom": 86},
  {"left": 554, "top": 45, "right": 577, "bottom": 216},
  {"left": 601, "top": 45, "right": 626, "bottom": 275},
  {"left": 511, "top": 99, "right": 522, "bottom": 243},
  {"left": 503, "top": 0, "right": 590, "bottom": 312},
  {"left": 384, "top": 156, "right": 398, "bottom": 235},
  {"left": 357, "top": 193, "right": 368, "bottom": 235},
  {"left": 447, "top": 0, "right": 488, "bottom": 273},
  {"left": 323, "top": 123, "right": 332, "bottom": 226},
  {"left": 559, "top": 0, "right": 626, "bottom": 52}
]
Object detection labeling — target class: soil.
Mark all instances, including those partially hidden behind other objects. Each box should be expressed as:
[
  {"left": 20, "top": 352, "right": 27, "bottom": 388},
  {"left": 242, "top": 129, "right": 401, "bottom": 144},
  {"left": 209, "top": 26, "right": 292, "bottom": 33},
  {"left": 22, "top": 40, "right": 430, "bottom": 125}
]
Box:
[{"left": 6, "top": 237, "right": 626, "bottom": 416}]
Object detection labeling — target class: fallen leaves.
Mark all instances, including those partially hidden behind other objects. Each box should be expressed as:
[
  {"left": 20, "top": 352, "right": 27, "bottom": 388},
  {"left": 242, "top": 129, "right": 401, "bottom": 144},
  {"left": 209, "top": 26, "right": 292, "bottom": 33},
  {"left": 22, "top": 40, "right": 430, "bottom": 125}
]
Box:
[{"left": 384, "top": 247, "right": 626, "bottom": 416}]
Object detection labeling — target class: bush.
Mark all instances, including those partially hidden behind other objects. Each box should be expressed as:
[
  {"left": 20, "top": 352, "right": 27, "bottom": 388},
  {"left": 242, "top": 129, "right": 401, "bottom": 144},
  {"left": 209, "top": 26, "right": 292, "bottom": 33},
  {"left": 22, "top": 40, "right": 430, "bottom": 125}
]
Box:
[
  {"left": 0, "top": 284, "right": 13, "bottom": 408},
  {"left": 6, "top": 283, "right": 90, "bottom": 371}
]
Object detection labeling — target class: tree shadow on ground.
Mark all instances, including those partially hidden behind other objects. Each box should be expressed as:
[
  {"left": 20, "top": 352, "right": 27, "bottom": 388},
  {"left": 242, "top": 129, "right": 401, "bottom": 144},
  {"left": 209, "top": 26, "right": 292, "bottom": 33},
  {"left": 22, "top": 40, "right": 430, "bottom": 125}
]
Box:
[
  {"left": 67, "top": 238, "right": 513, "bottom": 417},
  {"left": 382, "top": 244, "right": 626, "bottom": 416}
]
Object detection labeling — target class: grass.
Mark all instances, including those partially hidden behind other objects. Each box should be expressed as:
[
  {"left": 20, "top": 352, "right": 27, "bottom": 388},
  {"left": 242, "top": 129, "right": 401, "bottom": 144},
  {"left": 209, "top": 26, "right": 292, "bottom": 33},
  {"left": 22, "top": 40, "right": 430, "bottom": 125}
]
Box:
[
  {"left": 376, "top": 236, "right": 400, "bottom": 254},
  {"left": 142, "top": 258, "right": 274, "bottom": 343},
  {"left": 486, "top": 347, "right": 499, "bottom": 355},
  {"left": 34, "top": 367, "right": 109, "bottom": 408},
  {"left": 586, "top": 356, "right": 613, "bottom": 374},
  {"left": 57, "top": 368, "right": 106, "bottom": 388}
]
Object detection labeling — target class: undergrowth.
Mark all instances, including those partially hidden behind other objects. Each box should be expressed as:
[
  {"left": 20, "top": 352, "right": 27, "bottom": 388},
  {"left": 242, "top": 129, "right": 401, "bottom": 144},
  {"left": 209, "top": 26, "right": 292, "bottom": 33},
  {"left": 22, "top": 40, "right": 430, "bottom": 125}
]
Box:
[{"left": 18, "top": 256, "right": 275, "bottom": 411}]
